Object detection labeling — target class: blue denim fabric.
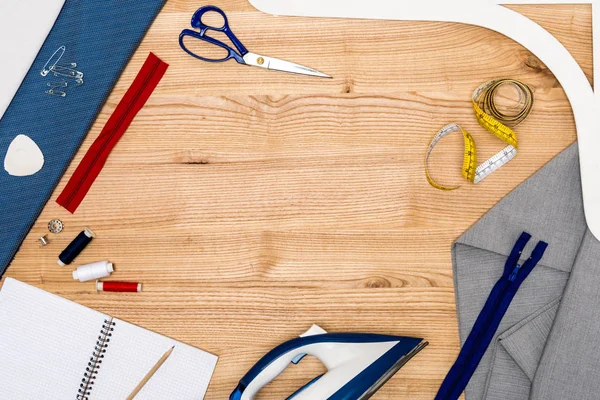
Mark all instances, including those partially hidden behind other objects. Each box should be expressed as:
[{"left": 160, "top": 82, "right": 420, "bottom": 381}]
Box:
[{"left": 0, "top": 0, "right": 166, "bottom": 276}]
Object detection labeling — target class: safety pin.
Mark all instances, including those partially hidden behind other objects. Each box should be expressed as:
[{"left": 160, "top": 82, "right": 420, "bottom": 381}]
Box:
[
  {"left": 50, "top": 63, "right": 84, "bottom": 81},
  {"left": 41, "top": 46, "right": 66, "bottom": 77},
  {"left": 45, "top": 81, "right": 68, "bottom": 98}
]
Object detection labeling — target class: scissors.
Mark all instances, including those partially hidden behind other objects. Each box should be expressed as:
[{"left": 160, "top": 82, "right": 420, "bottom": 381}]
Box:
[{"left": 179, "top": 5, "right": 331, "bottom": 78}]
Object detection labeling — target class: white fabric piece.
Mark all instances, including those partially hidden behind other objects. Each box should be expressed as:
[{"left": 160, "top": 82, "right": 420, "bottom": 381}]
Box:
[
  {"left": 4, "top": 135, "right": 44, "bottom": 176},
  {"left": 248, "top": 0, "right": 600, "bottom": 240},
  {"left": 0, "top": 0, "right": 65, "bottom": 121}
]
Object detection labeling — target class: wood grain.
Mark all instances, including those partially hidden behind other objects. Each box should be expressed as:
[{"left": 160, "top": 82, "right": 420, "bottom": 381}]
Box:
[{"left": 2, "top": 2, "right": 590, "bottom": 399}]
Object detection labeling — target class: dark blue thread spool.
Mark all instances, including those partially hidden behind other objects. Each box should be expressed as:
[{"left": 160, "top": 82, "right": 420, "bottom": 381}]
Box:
[{"left": 58, "top": 228, "right": 95, "bottom": 266}]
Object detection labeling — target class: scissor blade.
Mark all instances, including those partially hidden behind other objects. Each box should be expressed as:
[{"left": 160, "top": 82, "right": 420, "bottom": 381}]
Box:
[
  {"left": 243, "top": 53, "right": 331, "bottom": 78},
  {"left": 268, "top": 57, "right": 332, "bottom": 78}
]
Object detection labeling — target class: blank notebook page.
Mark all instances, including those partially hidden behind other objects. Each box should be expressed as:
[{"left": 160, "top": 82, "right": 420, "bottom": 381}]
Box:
[{"left": 0, "top": 278, "right": 217, "bottom": 399}]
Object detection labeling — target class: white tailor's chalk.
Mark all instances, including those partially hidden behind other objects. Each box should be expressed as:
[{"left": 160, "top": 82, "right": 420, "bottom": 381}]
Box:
[{"left": 4, "top": 135, "right": 44, "bottom": 177}]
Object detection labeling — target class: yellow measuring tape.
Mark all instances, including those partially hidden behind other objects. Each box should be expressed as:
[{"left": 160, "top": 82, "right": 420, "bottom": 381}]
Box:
[{"left": 426, "top": 79, "right": 534, "bottom": 191}]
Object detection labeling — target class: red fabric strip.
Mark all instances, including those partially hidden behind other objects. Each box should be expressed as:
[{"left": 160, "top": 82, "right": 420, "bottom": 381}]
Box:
[{"left": 57, "top": 52, "right": 169, "bottom": 213}]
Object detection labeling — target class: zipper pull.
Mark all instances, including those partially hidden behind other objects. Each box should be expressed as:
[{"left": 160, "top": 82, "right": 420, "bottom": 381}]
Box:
[{"left": 509, "top": 264, "right": 521, "bottom": 282}]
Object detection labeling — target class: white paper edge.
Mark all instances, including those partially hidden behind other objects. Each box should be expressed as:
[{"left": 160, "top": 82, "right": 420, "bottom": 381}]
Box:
[
  {"left": 248, "top": 0, "right": 600, "bottom": 240},
  {"left": 0, "top": 0, "right": 66, "bottom": 121}
]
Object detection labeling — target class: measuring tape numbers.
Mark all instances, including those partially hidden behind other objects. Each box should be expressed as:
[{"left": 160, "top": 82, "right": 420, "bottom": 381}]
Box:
[{"left": 426, "top": 79, "right": 534, "bottom": 191}]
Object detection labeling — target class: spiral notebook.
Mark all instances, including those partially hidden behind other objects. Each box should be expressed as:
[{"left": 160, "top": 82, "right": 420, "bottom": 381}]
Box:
[{"left": 0, "top": 278, "right": 218, "bottom": 399}]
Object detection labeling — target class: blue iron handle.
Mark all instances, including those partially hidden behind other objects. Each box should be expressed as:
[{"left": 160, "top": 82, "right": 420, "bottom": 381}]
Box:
[{"left": 179, "top": 5, "right": 249, "bottom": 64}]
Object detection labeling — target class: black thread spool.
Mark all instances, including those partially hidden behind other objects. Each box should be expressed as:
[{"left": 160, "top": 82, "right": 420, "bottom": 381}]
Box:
[{"left": 58, "top": 228, "right": 96, "bottom": 266}]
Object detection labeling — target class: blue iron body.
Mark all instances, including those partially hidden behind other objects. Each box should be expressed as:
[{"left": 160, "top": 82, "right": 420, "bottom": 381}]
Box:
[{"left": 231, "top": 329, "right": 428, "bottom": 400}]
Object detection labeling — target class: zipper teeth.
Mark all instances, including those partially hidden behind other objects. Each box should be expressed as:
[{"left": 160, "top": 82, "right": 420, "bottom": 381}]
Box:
[
  {"left": 62, "top": 60, "right": 161, "bottom": 208},
  {"left": 443, "top": 278, "right": 511, "bottom": 399},
  {"left": 443, "top": 247, "right": 527, "bottom": 398},
  {"left": 445, "top": 256, "right": 529, "bottom": 398}
]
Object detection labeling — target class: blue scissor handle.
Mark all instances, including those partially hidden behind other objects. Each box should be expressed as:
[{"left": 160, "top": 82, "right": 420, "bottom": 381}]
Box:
[{"left": 179, "top": 5, "right": 249, "bottom": 64}]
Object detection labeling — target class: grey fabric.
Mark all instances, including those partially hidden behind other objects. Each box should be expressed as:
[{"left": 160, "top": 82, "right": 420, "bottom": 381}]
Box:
[
  {"left": 483, "top": 346, "right": 531, "bottom": 400},
  {"left": 453, "top": 143, "right": 600, "bottom": 399},
  {"left": 481, "top": 299, "right": 560, "bottom": 399},
  {"left": 499, "top": 299, "right": 559, "bottom": 381},
  {"left": 531, "top": 230, "right": 600, "bottom": 399}
]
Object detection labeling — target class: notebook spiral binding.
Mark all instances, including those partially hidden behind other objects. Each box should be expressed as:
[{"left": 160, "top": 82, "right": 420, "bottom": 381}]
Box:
[{"left": 77, "top": 318, "right": 116, "bottom": 400}]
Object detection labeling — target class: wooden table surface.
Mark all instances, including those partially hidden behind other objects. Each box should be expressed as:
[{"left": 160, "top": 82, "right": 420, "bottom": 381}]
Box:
[{"left": 3, "top": 1, "right": 590, "bottom": 398}]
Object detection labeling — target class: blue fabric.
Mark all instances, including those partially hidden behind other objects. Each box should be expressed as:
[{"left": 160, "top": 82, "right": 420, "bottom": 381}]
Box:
[
  {"left": 435, "top": 232, "right": 548, "bottom": 400},
  {"left": 0, "top": 0, "right": 166, "bottom": 277}
]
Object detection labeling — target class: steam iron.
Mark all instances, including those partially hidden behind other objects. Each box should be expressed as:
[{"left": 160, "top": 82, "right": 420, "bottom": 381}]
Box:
[{"left": 230, "top": 325, "right": 428, "bottom": 400}]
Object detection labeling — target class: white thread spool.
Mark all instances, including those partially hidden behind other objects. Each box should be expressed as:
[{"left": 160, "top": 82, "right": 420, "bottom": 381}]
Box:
[{"left": 72, "top": 261, "right": 114, "bottom": 282}]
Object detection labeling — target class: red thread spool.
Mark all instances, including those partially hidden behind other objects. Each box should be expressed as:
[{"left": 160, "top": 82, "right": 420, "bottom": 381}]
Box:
[{"left": 97, "top": 281, "right": 142, "bottom": 293}]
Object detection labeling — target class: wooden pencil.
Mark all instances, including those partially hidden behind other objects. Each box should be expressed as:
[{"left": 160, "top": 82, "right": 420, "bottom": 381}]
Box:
[{"left": 126, "top": 346, "right": 175, "bottom": 400}]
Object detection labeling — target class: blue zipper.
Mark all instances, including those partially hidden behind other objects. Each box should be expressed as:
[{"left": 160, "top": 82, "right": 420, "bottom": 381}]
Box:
[
  {"left": 509, "top": 264, "right": 521, "bottom": 282},
  {"left": 435, "top": 232, "right": 548, "bottom": 400}
]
